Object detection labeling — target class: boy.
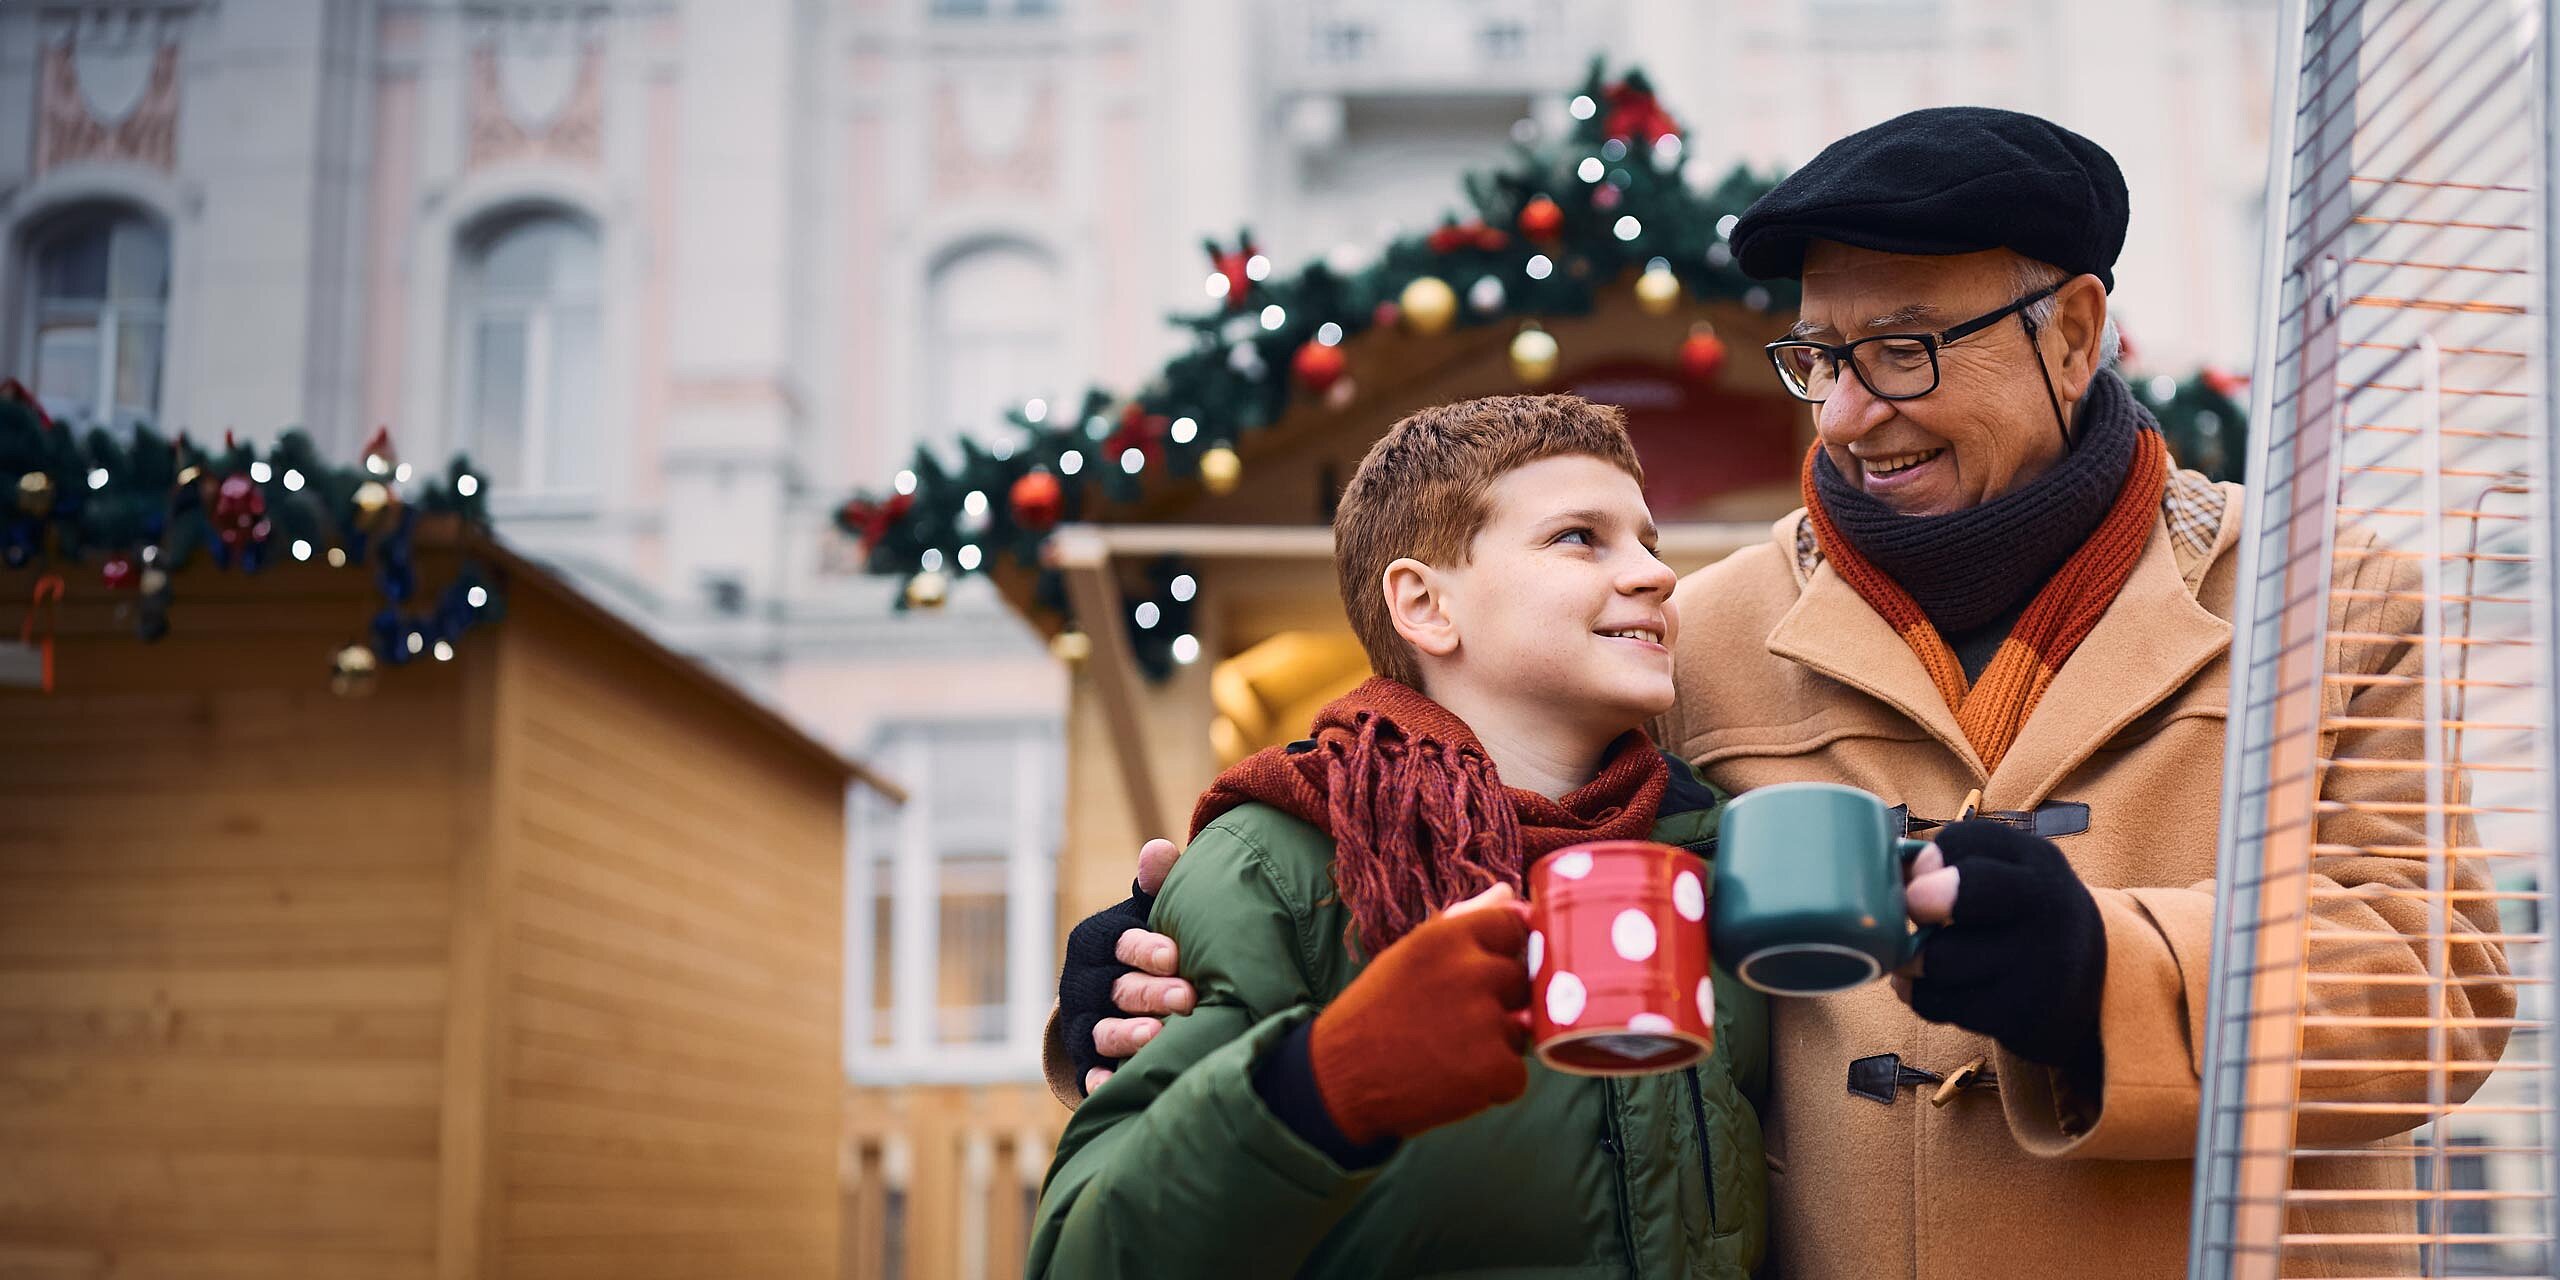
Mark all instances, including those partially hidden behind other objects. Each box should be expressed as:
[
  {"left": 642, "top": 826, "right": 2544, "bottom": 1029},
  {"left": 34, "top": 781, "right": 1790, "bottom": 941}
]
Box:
[{"left": 1027, "top": 395, "right": 1766, "bottom": 1277}]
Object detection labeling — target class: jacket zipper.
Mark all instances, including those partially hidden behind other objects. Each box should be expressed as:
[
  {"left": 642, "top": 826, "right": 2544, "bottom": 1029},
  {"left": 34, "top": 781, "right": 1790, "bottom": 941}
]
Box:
[
  {"left": 1683, "top": 1065, "right": 1721, "bottom": 1229},
  {"left": 1599, "top": 1077, "right": 1641, "bottom": 1272}
]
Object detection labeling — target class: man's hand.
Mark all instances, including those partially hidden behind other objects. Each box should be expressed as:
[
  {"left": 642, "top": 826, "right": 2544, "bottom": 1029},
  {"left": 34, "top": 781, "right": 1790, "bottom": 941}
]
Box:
[
  {"left": 1059, "top": 838, "right": 1192, "bottom": 1095},
  {"left": 1892, "top": 820, "right": 2108, "bottom": 1075}
]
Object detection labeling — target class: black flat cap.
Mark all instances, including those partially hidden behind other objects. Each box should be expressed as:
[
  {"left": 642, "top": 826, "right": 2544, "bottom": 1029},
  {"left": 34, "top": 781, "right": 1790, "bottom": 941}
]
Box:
[{"left": 1731, "top": 107, "right": 2129, "bottom": 291}]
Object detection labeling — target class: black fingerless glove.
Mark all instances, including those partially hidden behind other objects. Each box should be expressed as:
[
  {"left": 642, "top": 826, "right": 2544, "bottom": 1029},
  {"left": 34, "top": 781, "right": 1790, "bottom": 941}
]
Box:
[
  {"left": 1058, "top": 882, "right": 1155, "bottom": 1094},
  {"left": 1909, "top": 820, "right": 2107, "bottom": 1076}
]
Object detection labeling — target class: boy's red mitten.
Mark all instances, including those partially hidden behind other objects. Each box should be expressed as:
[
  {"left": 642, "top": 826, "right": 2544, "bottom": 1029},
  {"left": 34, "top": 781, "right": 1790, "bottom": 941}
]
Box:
[{"left": 1306, "top": 893, "right": 1534, "bottom": 1145}]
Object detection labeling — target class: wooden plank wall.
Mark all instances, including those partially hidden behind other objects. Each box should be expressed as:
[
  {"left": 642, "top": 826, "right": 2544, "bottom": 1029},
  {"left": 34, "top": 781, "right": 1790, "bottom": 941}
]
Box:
[
  {"left": 0, "top": 568, "right": 470, "bottom": 1280},
  {"left": 485, "top": 586, "right": 845, "bottom": 1279},
  {"left": 840, "top": 1082, "right": 1063, "bottom": 1280}
]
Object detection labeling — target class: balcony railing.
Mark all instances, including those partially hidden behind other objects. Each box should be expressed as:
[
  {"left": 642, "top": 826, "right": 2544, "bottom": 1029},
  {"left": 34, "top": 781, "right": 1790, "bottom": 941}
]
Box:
[{"left": 1272, "top": 0, "right": 1613, "bottom": 95}]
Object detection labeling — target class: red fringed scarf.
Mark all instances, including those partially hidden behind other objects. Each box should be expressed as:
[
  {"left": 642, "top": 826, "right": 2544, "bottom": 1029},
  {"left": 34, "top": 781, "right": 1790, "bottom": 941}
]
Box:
[
  {"left": 1192, "top": 677, "right": 1668, "bottom": 956},
  {"left": 1799, "top": 429, "right": 2169, "bottom": 773}
]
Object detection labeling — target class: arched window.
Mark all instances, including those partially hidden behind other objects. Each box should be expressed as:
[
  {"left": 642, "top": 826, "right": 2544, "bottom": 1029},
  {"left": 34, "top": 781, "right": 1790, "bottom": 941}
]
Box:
[
  {"left": 456, "top": 211, "right": 600, "bottom": 492},
  {"left": 925, "top": 242, "right": 1063, "bottom": 459},
  {"left": 23, "top": 208, "right": 167, "bottom": 429}
]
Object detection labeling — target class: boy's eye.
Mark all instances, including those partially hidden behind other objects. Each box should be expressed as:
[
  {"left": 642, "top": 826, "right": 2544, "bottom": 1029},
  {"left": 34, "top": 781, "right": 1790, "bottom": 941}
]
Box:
[{"left": 1551, "top": 528, "right": 1594, "bottom": 546}]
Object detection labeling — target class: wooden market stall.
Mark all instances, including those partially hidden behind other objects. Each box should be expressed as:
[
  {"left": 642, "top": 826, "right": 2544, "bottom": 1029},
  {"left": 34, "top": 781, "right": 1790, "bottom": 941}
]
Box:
[{"left": 0, "top": 529, "right": 895, "bottom": 1280}]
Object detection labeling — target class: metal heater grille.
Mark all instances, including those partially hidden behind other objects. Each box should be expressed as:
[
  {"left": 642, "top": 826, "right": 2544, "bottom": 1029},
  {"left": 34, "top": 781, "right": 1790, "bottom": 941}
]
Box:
[{"left": 2189, "top": 0, "right": 2560, "bottom": 1276}]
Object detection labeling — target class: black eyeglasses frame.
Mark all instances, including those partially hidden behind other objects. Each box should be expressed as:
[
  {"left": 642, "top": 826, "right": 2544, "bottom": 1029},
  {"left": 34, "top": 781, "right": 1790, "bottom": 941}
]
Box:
[{"left": 1761, "top": 283, "right": 2063, "bottom": 404}]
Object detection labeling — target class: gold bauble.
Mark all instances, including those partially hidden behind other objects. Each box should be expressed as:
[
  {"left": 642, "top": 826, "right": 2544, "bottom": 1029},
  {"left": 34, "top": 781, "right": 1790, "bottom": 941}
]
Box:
[
  {"left": 353, "top": 480, "right": 402, "bottom": 536},
  {"left": 1509, "top": 325, "right": 1561, "bottom": 386},
  {"left": 1634, "top": 265, "right": 1683, "bottom": 317},
  {"left": 904, "top": 570, "right": 950, "bottom": 610},
  {"left": 15, "top": 470, "right": 55, "bottom": 517},
  {"left": 1399, "top": 276, "right": 1458, "bottom": 337},
  {"left": 330, "top": 644, "right": 379, "bottom": 699},
  {"left": 1050, "top": 629, "right": 1093, "bottom": 664},
  {"left": 1200, "top": 446, "right": 1243, "bottom": 496}
]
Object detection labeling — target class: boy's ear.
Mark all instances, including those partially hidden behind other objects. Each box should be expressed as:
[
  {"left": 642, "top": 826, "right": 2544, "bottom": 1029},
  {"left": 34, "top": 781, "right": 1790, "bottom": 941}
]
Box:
[{"left": 1384, "top": 558, "right": 1459, "bottom": 660}]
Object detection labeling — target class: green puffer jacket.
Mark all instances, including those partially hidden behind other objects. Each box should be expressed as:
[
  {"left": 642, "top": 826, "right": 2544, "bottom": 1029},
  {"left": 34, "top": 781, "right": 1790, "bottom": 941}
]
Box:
[{"left": 1028, "top": 760, "right": 1768, "bottom": 1278}]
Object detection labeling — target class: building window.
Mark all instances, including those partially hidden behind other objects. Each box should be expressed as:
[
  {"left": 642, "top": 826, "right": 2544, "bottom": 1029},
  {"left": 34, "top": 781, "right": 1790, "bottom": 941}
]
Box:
[
  {"left": 455, "top": 211, "right": 600, "bottom": 493},
  {"left": 924, "top": 242, "right": 1063, "bottom": 462},
  {"left": 23, "top": 208, "right": 167, "bottom": 430},
  {"left": 848, "top": 719, "right": 1062, "bottom": 1080},
  {"left": 930, "top": 0, "right": 1056, "bottom": 16}
]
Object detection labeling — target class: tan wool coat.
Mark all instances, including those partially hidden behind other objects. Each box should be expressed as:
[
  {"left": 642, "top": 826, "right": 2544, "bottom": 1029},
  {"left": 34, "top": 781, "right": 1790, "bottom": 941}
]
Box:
[{"left": 1658, "top": 470, "right": 2513, "bottom": 1279}]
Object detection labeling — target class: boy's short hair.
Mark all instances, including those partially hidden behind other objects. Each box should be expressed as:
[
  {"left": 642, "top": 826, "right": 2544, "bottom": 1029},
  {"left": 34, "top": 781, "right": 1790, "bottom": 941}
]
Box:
[{"left": 1334, "top": 394, "right": 1645, "bottom": 688}]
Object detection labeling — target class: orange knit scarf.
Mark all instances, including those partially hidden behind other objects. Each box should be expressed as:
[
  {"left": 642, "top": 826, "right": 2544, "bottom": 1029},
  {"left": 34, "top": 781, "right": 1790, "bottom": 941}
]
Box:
[{"left": 1799, "top": 429, "right": 2168, "bottom": 772}]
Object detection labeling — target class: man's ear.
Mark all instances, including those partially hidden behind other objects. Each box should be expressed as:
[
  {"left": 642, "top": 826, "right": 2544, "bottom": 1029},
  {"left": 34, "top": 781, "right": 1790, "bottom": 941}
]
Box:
[
  {"left": 1384, "top": 558, "right": 1459, "bottom": 660},
  {"left": 2050, "top": 272, "right": 2109, "bottom": 397}
]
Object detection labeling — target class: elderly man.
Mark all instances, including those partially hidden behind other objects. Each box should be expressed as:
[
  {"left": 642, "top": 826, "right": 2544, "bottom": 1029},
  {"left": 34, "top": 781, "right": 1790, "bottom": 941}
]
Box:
[{"left": 1046, "top": 107, "right": 2510, "bottom": 1276}]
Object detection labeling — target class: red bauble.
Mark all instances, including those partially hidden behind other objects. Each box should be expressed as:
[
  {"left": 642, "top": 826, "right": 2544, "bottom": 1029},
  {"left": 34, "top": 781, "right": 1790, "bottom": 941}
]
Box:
[
  {"left": 1010, "top": 470, "right": 1064, "bottom": 532},
  {"left": 1602, "top": 79, "right": 1681, "bottom": 144},
  {"left": 1103, "top": 405, "right": 1169, "bottom": 469},
  {"left": 1291, "top": 341, "right": 1347, "bottom": 392},
  {"left": 2202, "top": 366, "right": 2249, "bottom": 399},
  {"left": 1518, "top": 195, "right": 1565, "bottom": 241},
  {"left": 1679, "top": 329, "right": 1729, "bottom": 385},
  {"left": 100, "top": 553, "right": 137, "bottom": 591},
  {"left": 212, "top": 473, "right": 271, "bottom": 551},
  {"left": 843, "top": 491, "right": 915, "bottom": 553}
]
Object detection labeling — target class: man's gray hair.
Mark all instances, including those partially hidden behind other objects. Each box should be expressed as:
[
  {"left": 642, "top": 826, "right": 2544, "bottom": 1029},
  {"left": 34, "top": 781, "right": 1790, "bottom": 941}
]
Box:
[{"left": 2013, "top": 259, "right": 2123, "bottom": 369}]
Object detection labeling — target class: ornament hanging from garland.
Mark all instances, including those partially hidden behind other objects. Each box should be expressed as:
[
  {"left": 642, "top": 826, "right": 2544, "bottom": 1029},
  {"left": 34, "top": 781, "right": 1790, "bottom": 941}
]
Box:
[
  {"left": 1050, "top": 629, "right": 1092, "bottom": 663},
  {"left": 1511, "top": 324, "right": 1561, "bottom": 386},
  {"left": 99, "top": 553, "right": 136, "bottom": 592},
  {"left": 331, "top": 643, "right": 379, "bottom": 698},
  {"left": 1634, "top": 262, "right": 1682, "bottom": 316},
  {"left": 210, "top": 473, "right": 271, "bottom": 554},
  {"left": 1010, "top": 469, "right": 1064, "bottom": 532},
  {"left": 1103, "top": 404, "right": 1169, "bottom": 471},
  {"left": 1680, "top": 324, "right": 1729, "bottom": 385},
  {"left": 1400, "top": 276, "right": 1458, "bottom": 336},
  {"left": 1426, "top": 220, "right": 1510, "bottom": 255},
  {"left": 905, "top": 569, "right": 950, "bottom": 610},
  {"left": 1291, "top": 340, "right": 1347, "bottom": 393},
  {"left": 1601, "top": 74, "right": 1681, "bottom": 144},
  {"left": 1518, "top": 195, "right": 1565, "bottom": 242},
  {"left": 1199, "top": 446, "right": 1243, "bottom": 496}
]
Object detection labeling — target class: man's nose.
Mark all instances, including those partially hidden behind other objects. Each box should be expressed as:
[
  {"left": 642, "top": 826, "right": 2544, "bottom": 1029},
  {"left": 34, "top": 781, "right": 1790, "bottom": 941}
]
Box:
[{"left": 1815, "top": 368, "right": 1895, "bottom": 447}]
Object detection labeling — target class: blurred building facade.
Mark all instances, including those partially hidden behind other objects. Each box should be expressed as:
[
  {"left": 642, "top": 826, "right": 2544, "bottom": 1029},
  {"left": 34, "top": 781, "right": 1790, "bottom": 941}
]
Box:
[{"left": 0, "top": 1, "right": 2274, "bottom": 1275}]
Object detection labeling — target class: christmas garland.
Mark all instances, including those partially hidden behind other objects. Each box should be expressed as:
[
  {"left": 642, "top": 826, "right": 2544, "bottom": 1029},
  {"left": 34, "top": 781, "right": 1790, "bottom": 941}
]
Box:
[
  {"left": 0, "top": 381, "right": 504, "bottom": 695},
  {"left": 834, "top": 60, "right": 2250, "bottom": 681}
]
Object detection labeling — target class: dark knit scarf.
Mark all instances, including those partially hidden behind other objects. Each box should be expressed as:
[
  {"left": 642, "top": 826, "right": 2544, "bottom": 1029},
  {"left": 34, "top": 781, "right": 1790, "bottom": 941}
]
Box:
[
  {"left": 1192, "top": 677, "right": 1667, "bottom": 957},
  {"left": 1810, "top": 369, "right": 2144, "bottom": 631},
  {"left": 1802, "top": 371, "right": 2169, "bottom": 772}
]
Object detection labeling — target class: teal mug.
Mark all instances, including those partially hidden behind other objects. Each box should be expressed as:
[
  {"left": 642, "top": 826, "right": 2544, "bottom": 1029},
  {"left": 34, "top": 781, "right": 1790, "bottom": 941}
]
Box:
[{"left": 1710, "top": 782, "right": 1937, "bottom": 996}]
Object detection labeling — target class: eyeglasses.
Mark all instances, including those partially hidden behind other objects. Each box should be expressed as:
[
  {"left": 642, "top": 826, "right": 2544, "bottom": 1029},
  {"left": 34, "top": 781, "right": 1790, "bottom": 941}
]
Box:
[{"left": 1762, "top": 284, "right": 2061, "bottom": 403}]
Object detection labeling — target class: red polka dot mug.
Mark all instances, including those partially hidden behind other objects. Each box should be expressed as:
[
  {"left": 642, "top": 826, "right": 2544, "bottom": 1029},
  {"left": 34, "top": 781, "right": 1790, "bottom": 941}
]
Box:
[{"left": 1525, "top": 839, "right": 1716, "bottom": 1076}]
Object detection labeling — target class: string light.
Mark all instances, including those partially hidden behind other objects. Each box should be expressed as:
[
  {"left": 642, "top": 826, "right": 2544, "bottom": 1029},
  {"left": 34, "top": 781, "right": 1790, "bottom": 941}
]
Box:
[
  {"left": 894, "top": 470, "right": 918, "bottom": 496},
  {"left": 1653, "top": 134, "right": 1683, "bottom": 166},
  {"left": 1060, "top": 450, "right": 1085, "bottom": 476},
  {"left": 1170, "top": 417, "right": 1199, "bottom": 445},
  {"left": 326, "top": 547, "right": 348, "bottom": 567},
  {"left": 468, "top": 586, "right": 489, "bottom": 608},
  {"left": 2150, "top": 375, "right": 2180, "bottom": 401},
  {"left": 395, "top": 463, "right": 413, "bottom": 483},
  {"left": 284, "top": 468, "right": 307, "bottom": 491},
  {"left": 1316, "top": 322, "right": 1343, "bottom": 346},
  {"left": 1171, "top": 574, "right": 1197, "bottom": 602},
  {"left": 454, "top": 473, "right": 476, "bottom": 497},
  {"left": 1602, "top": 138, "right": 1628, "bottom": 163},
  {"left": 405, "top": 632, "right": 425, "bottom": 656},
  {"left": 1261, "top": 304, "right": 1286, "bottom": 330},
  {"left": 963, "top": 491, "right": 988, "bottom": 517},
  {"left": 957, "top": 544, "right": 982, "bottom": 571},
  {"left": 1133, "top": 601, "right": 1161, "bottom": 630},
  {"left": 1245, "top": 254, "right": 1271, "bottom": 281},
  {"left": 86, "top": 467, "right": 107, "bottom": 489},
  {"left": 1527, "top": 254, "right": 1554, "bottom": 280},
  {"left": 1715, "top": 214, "right": 1740, "bottom": 240},
  {"left": 1120, "top": 448, "right": 1144, "bottom": 474},
  {"left": 250, "top": 461, "right": 273, "bottom": 483},
  {"left": 291, "top": 539, "right": 313, "bottom": 561},
  {"left": 1578, "top": 157, "right": 1605, "bottom": 183},
  {"left": 433, "top": 640, "right": 455, "bottom": 662},
  {"left": 919, "top": 548, "right": 945, "bottom": 573},
  {"left": 1615, "top": 216, "right": 1642, "bottom": 241},
  {"left": 1172, "top": 634, "right": 1201, "bottom": 664},
  {"left": 1025, "top": 398, "right": 1049, "bottom": 423},
  {"left": 1569, "top": 94, "right": 1596, "bottom": 120},
  {"left": 1206, "top": 273, "right": 1230, "bottom": 300}
]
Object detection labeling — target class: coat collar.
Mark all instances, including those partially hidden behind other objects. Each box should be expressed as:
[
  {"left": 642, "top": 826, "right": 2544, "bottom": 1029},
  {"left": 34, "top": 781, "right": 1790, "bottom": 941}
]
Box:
[{"left": 1764, "top": 487, "right": 2234, "bottom": 802}]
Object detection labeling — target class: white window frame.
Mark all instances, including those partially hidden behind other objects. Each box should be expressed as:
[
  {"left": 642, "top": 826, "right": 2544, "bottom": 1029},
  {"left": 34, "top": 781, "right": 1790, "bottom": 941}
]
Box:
[
  {"left": 846, "top": 717, "right": 1063, "bottom": 1084},
  {"left": 450, "top": 210, "right": 601, "bottom": 500},
  {"left": 19, "top": 206, "right": 167, "bottom": 430}
]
